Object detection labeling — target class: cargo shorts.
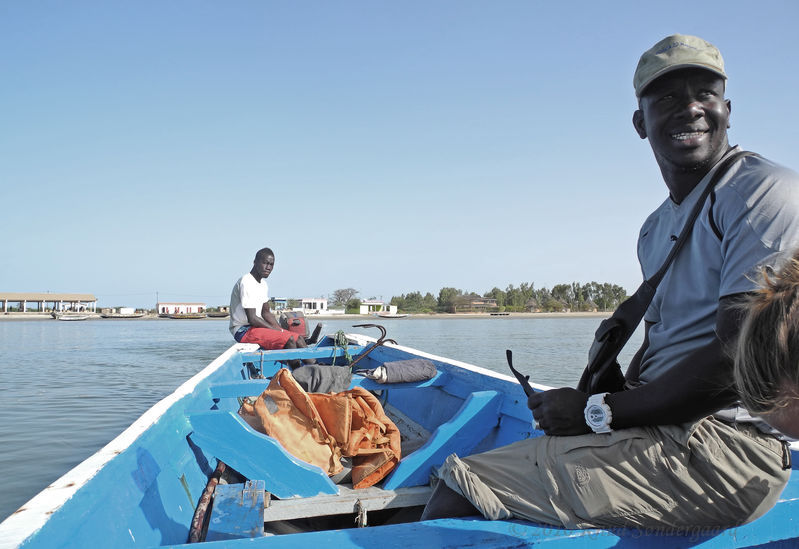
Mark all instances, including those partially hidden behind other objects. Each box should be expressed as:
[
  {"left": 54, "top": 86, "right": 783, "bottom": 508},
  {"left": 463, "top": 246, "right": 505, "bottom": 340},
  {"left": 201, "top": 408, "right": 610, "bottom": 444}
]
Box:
[{"left": 435, "top": 417, "right": 789, "bottom": 530}]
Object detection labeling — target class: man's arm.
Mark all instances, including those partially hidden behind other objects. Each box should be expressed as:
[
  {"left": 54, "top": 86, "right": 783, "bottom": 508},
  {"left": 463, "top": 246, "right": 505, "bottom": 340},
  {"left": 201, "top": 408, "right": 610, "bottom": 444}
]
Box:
[
  {"left": 622, "top": 321, "right": 651, "bottom": 384},
  {"left": 607, "top": 336, "right": 736, "bottom": 430},
  {"left": 244, "top": 301, "right": 283, "bottom": 331},
  {"left": 529, "top": 294, "right": 744, "bottom": 435}
]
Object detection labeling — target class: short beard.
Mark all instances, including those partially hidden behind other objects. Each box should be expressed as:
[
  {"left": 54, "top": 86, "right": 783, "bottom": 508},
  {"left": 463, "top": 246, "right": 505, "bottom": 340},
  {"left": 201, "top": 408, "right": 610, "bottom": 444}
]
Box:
[{"left": 676, "top": 156, "right": 714, "bottom": 173}]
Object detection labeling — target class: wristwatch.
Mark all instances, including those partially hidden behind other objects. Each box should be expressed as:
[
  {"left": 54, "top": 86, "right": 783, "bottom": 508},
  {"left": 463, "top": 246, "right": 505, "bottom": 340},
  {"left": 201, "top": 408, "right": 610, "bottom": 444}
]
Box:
[{"left": 584, "top": 392, "right": 613, "bottom": 434}]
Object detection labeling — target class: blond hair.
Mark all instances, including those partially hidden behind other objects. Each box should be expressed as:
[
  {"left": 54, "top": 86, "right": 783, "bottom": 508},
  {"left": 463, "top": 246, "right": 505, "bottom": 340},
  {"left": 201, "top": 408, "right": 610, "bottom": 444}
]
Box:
[{"left": 734, "top": 253, "right": 799, "bottom": 413}]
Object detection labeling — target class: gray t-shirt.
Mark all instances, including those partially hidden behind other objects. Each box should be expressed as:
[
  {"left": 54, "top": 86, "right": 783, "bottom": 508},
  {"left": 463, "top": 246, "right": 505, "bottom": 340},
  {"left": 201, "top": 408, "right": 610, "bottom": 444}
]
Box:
[{"left": 637, "top": 148, "right": 799, "bottom": 383}]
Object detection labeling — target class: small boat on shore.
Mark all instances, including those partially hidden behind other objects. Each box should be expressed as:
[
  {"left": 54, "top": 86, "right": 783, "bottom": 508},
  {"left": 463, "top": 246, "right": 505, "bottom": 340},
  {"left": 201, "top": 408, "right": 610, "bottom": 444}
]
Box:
[
  {"left": 100, "top": 313, "right": 145, "bottom": 319},
  {"left": 168, "top": 313, "right": 207, "bottom": 319},
  {"left": 52, "top": 313, "right": 90, "bottom": 321},
  {"left": 2, "top": 329, "right": 798, "bottom": 548},
  {"left": 374, "top": 312, "right": 408, "bottom": 319}
]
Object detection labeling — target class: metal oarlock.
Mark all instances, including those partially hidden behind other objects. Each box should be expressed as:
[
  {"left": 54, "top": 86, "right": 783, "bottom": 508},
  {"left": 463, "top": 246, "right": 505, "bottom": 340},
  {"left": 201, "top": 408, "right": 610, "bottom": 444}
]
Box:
[{"left": 349, "top": 324, "right": 397, "bottom": 368}]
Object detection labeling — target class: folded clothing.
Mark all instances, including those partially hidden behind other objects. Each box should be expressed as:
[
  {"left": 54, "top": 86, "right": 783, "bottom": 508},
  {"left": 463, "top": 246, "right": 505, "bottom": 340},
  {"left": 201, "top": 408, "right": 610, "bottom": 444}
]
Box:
[
  {"left": 292, "top": 364, "right": 353, "bottom": 393},
  {"left": 360, "top": 358, "right": 437, "bottom": 384}
]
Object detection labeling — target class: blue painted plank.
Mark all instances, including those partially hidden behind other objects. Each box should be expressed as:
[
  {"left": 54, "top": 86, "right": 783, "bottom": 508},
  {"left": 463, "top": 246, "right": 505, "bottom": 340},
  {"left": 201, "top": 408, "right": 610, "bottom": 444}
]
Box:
[
  {"left": 240, "top": 345, "right": 365, "bottom": 362},
  {"left": 208, "top": 380, "right": 272, "bottom": 399},
  {"left": 383, "top": 390, "right": 502, "bottom": 490},
  {"left": 188, "top": 411, "right": 337, "bottom": 498},
  {"left": 206, "top": 481, "right": 265, "bottom": 541}
]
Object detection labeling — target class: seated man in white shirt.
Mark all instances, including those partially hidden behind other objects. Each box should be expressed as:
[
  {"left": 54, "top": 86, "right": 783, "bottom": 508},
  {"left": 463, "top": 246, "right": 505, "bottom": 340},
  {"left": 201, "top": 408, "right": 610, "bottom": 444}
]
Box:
[{"left": 229, "top": 247, "right": 313, "bottom": 366}]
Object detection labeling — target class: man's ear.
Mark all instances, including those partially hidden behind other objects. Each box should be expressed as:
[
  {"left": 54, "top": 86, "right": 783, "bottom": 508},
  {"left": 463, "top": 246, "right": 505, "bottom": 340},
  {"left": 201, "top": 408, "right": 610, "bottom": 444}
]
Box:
[
  {"left": 726, "top": 99, "right": 732, "bottom": 128},
  {"left": 632, "top": 110, "right": 647, "bottom": 139}
]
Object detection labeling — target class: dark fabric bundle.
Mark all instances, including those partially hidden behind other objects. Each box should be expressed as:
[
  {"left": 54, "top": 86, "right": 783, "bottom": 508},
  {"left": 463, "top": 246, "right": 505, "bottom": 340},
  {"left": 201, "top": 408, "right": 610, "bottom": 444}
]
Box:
[
  {"left": 382, "top": 358, "right": 437, "bottom": 383},
  {"left": 292, "top": 364, "right": 353, "bottom": 393}
]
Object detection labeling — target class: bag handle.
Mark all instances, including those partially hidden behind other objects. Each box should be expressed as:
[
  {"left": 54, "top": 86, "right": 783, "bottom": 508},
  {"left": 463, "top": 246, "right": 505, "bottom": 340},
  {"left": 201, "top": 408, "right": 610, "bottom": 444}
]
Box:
[{"left": 576, "top": 149, "right": 755, "bottom": 394}]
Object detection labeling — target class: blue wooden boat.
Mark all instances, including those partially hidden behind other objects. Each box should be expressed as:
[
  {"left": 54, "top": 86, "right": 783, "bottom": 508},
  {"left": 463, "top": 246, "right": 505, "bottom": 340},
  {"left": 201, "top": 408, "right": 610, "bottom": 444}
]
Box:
[{"left": 2, "top": 329, "right": 798, "bottom": 548}]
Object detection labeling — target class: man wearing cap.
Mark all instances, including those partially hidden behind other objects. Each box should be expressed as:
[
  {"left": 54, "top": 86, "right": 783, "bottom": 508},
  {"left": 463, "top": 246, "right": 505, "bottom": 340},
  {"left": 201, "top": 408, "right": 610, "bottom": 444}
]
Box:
[{"left": 423, "top": 34, "right": 799, "bottom": 530}]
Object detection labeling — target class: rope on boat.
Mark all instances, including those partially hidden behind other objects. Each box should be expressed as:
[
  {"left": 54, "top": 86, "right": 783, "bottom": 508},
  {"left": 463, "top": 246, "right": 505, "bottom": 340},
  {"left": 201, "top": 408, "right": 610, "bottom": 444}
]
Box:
[
  {"left": 330, "top": 330, "right": 353, "bottom": 368},
  {"left": 187, "top": 460, "right": 226, "bottom": 543}
]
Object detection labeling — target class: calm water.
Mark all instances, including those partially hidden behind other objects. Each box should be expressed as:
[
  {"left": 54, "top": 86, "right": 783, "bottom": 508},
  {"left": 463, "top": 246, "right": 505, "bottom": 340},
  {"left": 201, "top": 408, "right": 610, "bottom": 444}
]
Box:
[{"left": 0, "top": 315, "right": 642, "bottom": 521}]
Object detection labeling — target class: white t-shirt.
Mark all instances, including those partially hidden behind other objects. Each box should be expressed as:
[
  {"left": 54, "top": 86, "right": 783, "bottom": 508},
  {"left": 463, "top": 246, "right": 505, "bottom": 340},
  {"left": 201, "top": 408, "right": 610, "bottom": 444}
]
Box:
[{"left": 229, "top": 272, "right": 269, "bottom": 336}]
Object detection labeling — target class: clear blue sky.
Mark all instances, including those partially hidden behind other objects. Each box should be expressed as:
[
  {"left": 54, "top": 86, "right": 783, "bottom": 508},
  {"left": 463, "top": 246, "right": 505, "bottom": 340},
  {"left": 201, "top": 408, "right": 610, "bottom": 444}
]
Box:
[{"left": 2, "top": 1, "right": 798, "bottom": 309}]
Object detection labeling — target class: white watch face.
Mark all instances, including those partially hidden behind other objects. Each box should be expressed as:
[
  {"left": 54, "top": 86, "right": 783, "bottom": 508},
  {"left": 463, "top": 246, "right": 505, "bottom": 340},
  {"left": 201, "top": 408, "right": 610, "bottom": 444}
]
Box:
[{"left": 587, "top": 405, "right": 606, "bottom": 427}]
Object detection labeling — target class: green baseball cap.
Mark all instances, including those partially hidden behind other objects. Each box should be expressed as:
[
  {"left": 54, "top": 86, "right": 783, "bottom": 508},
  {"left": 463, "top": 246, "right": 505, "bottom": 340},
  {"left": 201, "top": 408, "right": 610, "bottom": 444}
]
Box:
[{"left": 634, "top": 34, "right": 726, "bottom": 97}]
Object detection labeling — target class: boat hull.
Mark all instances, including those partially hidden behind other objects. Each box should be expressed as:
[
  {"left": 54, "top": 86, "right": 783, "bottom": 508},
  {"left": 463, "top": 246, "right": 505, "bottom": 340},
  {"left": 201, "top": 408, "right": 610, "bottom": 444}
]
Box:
[
  {"left": 2, "top": 336, "right": 798, "bottom": 548},
  {"left": 54, "top": 314, "right": 90, "bottom": 321}
]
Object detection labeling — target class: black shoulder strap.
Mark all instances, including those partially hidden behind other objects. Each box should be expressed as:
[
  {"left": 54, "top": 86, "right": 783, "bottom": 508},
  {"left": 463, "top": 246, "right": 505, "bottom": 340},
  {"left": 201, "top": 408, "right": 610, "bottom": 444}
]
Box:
[
  {"left": 578, "top": 150, "right": 755, "bottom": 394},
  {"left": 708, "top": 190, "right": 723, "bottom": 241},
  {"left": 646, "top": 150, "right": 754, "bottom": 288}
]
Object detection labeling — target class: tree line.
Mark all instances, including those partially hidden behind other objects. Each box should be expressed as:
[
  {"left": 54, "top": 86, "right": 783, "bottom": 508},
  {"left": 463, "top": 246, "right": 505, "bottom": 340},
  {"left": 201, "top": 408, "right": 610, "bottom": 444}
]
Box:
[{"left": 330, "top": 282, "right": 628, "bottom": 314}]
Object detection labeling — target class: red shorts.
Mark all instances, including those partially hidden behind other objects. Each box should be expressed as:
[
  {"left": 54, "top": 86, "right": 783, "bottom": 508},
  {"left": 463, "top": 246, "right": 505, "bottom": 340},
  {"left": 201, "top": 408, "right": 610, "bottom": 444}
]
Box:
[{"left": 240, "top": 327, "right": 301, "bottom": 350}]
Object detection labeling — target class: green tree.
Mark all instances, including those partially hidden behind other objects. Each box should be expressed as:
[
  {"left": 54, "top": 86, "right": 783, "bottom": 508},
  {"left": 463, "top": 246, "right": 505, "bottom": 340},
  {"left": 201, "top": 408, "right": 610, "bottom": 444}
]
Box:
[
  {"left": 391, "top": 291, "right": 423, "bottom": 313},
  {"left": 504, "top": 284, "right": 524, "bottom": 310},
  {"left": 390, "top": 295, "right": 404, "bottom": 311},
  {"left": 551, "top": 284, "right": 572, "bottom": 309},
  {"left": 607, "top": 284, "right": 628, "bottom": 310},
  {"left": 437, "top": 287, "right": 463, "bottom": 313},
  {"left": 422, "top": 292, "right": 438, "bottom": 311},
  {"left": 585, "top": 281, "right": 628, "bottom": 311},
  {"left": 485, "top": 287, "right": 506, "bottom": 308},
  {"left": 345, "top": 298, "right": 361, "bottom": 314},
  {"left": 390, "top": 291, "right": 439, "bottom": 313},
  {"left": 330, "top": 288, "right": 359, "bottom": 307},
  {"left": 404, "top": 291, "right": 424, "bottom": 312}
]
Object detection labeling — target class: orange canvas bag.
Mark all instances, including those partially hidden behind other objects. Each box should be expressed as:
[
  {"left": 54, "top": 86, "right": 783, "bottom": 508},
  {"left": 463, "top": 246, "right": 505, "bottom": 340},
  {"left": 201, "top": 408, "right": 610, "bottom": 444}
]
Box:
[
  {"left": 238, "top": 368, "right": 343, "bottom": 476},
  {"left": 240, "top": 368, "right": 401, "bottom": 489},
  {"left": 311, "top": 387, "right": 402, "bottom": 489},
  {"left": 346, "top": 387, "right": 402, "bottom": 489}
]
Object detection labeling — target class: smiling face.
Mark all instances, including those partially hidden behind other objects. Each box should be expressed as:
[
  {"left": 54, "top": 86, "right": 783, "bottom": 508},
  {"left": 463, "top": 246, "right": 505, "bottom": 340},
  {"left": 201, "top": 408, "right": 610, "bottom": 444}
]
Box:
[{"left": 633, "top": 68, "right": 731, "bottom": 199}]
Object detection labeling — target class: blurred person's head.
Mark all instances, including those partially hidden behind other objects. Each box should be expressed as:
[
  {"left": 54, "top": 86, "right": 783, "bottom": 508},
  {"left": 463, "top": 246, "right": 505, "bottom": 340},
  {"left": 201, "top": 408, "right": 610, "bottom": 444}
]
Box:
[{"left": 735, "top": 252, "right": 799, "bottom": 437}]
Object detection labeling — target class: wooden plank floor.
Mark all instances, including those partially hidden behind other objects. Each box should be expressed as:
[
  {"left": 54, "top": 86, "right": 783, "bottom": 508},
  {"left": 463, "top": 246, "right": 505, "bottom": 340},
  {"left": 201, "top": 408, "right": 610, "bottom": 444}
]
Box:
[{"left": 264, "top": 485, "right": 432, "bottom": 522}]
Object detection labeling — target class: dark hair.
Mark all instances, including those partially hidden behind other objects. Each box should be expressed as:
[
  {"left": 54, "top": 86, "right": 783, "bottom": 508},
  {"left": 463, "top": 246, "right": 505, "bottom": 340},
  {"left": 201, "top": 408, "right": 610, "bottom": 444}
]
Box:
[
  {"left": 254, "top": 247, "right": 274, "bottom": 261},
  {"left": 734, "top": 253, "right": 799, "bottom": 413}
]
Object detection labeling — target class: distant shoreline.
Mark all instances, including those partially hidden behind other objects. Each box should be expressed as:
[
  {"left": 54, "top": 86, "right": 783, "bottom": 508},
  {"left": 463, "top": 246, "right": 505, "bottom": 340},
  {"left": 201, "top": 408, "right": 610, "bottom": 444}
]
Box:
[{"left": 0, "top": 311, "right": 611, "bottom": 321}]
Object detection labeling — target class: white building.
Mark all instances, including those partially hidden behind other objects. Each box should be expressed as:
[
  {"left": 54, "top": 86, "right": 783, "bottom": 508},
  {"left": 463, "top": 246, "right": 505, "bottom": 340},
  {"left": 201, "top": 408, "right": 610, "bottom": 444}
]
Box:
[
  {"left": 0, "top": 292, "right": 97, "bottom": 313},
  {"left": 299, "top": 298, "right": 328, "bottom": 315},
  {"left": 359, "top": 300, "right": 397, "bottom": 315},
  {"left": 156, "top": 302, "right": 206, "bottom": 315}
]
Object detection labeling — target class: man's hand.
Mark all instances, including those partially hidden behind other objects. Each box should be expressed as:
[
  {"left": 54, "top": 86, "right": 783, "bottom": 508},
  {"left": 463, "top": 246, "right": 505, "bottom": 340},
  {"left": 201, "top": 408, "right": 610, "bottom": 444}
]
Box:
[{"left": 528, "top": 388, "right": 591, "bottom": 436}]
